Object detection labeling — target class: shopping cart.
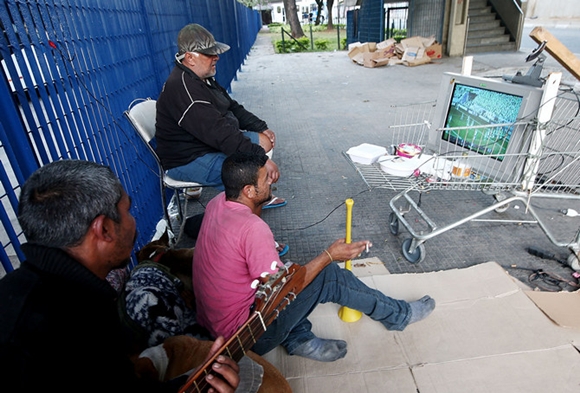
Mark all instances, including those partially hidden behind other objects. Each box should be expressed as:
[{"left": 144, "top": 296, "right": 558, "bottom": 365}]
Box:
[{"left": 345, "top": 74, "right": 580, "bottom": 267}]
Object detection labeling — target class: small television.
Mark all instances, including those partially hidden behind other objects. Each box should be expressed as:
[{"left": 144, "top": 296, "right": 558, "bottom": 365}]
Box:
[{"left": 427, "top": 72, "right": 545, "bottom": 184}]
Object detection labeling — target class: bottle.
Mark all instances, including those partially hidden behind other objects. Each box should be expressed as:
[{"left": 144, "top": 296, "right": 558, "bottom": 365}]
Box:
[{"left": 452, "top": 152, "right": 471, "bottom": 178}]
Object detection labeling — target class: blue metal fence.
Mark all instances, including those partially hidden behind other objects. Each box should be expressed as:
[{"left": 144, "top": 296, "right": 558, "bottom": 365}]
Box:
[{"left": 0, "top": 0, "right": 262, "bottom": 275}]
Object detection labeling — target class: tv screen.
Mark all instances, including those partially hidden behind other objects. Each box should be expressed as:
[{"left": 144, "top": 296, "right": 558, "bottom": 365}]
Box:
[
  {"left": 428, "top": 73, "right": 545, "bottom": 184},
  {"left": 441, "top": 83, "right": 524, "bottom": 161}
]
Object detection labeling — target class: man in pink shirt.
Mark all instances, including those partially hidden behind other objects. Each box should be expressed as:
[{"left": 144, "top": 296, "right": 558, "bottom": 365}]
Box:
[{"left": 193, "top": 152, "right": 435, "bottom": 362}]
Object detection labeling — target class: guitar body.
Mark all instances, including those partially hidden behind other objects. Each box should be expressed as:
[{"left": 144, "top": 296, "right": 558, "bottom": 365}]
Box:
[{"left": 133, "top": 335, "right": 291, "bottom": 393}]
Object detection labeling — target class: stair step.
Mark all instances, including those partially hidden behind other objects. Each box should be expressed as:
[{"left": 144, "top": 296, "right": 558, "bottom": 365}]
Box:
[
  {"left": 469, "top": 13, "right": 498, "bottom": 23},
  {"left": 469, "top": 0, "right": 489, "bottom": 9},
  {"left": 467, "top": 35, "right": 511, "bottom": 45},
  {"left": 468, "top": 27, "right": 506, "bottom": 39},
  {"left": 465, "top": 42, "right": 517, "bottom": 54},
  {"left": 469, "top": 19, "right": 501, "bottom": 30},
  {"left": 469, "top": 5, "right": 492, "bottom": 15}
]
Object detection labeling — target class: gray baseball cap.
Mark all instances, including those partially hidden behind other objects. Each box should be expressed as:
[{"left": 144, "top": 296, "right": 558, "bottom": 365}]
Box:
[{"left": 177, "top": 24, "right": 230, "bottom": 57}]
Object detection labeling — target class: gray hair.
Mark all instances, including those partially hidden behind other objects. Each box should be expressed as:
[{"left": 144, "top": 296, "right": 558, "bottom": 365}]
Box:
[{"left": 18, "top": 160, "right": 124, "bottom": 248}]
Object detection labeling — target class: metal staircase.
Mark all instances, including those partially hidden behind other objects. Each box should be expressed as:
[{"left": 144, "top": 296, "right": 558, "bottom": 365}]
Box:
[{"left": 466, "top": 0, "right": 517, "bottom": 53}]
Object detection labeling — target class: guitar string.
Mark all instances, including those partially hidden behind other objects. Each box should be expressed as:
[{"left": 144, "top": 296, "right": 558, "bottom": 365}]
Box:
[{"left": 183, "top": 309, "right": 275, "bottom": 392}]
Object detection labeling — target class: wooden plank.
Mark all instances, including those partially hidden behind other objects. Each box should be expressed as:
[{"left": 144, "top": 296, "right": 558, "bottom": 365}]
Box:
[{"left": 529, "top": 26, "right": 580, "bottom": 81}]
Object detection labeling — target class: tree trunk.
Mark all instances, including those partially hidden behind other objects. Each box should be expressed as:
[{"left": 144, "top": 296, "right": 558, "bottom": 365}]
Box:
[
  {"left": 282, "top": 0, "right": 304, "bottom": 38},
  {"left": 314, "top": 0, "right": 323, "bottom": 25},
  {"left": 326, "top": 0, "right": 335, "bottom": 29}
]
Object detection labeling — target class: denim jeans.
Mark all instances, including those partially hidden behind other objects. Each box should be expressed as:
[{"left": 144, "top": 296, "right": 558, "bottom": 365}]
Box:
[
  {"left": 251, "top": 263, "right": 411, "bottom": 356},
  {"left": 166, "top": 132, "right": 260, "bottom": 191}
]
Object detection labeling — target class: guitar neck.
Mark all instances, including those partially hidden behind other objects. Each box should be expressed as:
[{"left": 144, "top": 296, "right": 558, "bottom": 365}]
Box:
[
  {"left": 179, "top": 312, "right": 265, "bottom": 393},
  {"left": 179, "top": 262, "right": 306, "bottom": 393}
]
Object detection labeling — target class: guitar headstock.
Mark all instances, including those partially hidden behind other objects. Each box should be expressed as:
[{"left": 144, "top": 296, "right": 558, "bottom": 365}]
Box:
[{"left": 252, "top": 262, "right": 306, "bottom": 326}]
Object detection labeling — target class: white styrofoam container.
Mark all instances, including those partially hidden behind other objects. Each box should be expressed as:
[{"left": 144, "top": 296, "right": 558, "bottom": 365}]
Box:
[
  {"left": 378, "top": 154, "right": 433, "bottom": 177},
  {"left": 346, "top": 143, "right": 387, "bottom": 165}
]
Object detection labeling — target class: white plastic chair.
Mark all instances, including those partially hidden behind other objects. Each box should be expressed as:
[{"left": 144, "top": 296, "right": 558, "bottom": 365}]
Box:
[{"left": 124, "top": 98, "right": 203, "bottom": 232}]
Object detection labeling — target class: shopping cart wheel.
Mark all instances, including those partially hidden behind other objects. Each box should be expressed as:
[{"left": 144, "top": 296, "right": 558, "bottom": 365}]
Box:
[
  {"left": 389, "top": 212, "right": 399, "bottom": 235},
  {"left": 494, "top": 204, "right": 510, "bottom": 213},
  {"left": 493, "top": 193, "right": 510, "bottom": 213},
  {"left": 401, "top": 238, "right": 425, "bottom": 264}
]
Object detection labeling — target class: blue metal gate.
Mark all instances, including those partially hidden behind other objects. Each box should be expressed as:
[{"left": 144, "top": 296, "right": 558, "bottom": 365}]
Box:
[{"left": 0, "top": 0, "right": 262, "bottom": 275}]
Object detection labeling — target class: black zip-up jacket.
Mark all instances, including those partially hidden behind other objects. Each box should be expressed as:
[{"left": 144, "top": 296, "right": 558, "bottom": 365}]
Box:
[
  {"left": 156, "top": 61, "right": 267, "bottom": 170},
  {"left": 0, "top": 243, "right": 182, "bottom": 392}
]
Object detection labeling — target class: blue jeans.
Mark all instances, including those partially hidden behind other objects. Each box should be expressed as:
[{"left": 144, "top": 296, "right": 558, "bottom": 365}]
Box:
[
  {"left": 251, "top": 263, "right": 411, "bottom": 356},
  {"left": 166, "top": 132, "right": 260, "bottom": 191}
]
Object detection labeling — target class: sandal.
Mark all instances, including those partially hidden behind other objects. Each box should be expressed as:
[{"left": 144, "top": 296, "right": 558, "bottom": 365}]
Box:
[
  {"left": 184, "top": 187, "right": 202, "bottom": 200},
  {"left": 275, "top": 241, "right": 289, "bottom": 257},
  {"left": 262, "top": 196, "right": 287, "bottom": 210}
]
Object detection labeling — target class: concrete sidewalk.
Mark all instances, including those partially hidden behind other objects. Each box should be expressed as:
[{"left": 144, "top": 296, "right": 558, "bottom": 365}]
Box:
[{"left": 178, "top": 27, "right": 580, "bottom": 292}]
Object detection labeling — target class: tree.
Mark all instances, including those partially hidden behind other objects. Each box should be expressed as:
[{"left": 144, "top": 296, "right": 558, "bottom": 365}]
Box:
[
  {"left": 314, "top": 0, "right": 324, "bottom": 25},
  {"left": 326, "top": 0, "right": 335, "bottom": 29},
  {"left": 282, "top": 0, "right": 305, "bottom": 38}
]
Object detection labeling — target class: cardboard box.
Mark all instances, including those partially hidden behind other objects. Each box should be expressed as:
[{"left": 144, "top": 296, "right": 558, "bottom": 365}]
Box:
[
  {"left": 401, "top": 46, "right": 425, "bottom": 62},
  {"left": 347, "top": 43, "right": 364, "bottom": 60},
  {"left": 421, "top": 35, "right": 437, "bottom": 48},
  {"left": 348, "top": 42, "right": 379, "bottom": 65},
  {"left": 362, "top": 55, "right": 391, "bottom": 68},
  {"left": 525, "top": 289, "right": 580, "bottom": 329},
  {"left": 404, "top": 55, "right": 432, "bottom": 67},
  {"left": 372, "top": 45, "right": 396, "bottom": 60},
  {"left": 376, "top": 38, "right": 397, "bottom": 49},
  {"left": 400, "top": 36, "right": 424, "bottom": 50},
  {"left": 263, "top": 262, "right": 580, "bottom": 393},
  {"left": 362, "top": 52, "right": 379, "bottom": 68},
  {"left": 425, "top": 43, "right": 442, "bottom": 59},
  {"left": 348, "top": 36, "right": 435, "bottom": 68}
]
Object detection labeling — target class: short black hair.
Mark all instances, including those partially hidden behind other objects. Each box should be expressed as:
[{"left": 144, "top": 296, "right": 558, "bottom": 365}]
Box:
[{"left": 221, "top": 151, "right": 268, "bottom": 199}]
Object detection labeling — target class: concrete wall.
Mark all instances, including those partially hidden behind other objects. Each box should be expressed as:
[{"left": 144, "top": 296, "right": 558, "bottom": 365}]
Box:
[{"left": 523, "top": 0, "right": 580, "bottom": 19}]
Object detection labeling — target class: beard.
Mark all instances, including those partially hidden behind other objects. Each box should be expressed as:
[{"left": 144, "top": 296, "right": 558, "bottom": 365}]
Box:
[{"left": 256, "top": 186, "right": 273, "bottom": 207}]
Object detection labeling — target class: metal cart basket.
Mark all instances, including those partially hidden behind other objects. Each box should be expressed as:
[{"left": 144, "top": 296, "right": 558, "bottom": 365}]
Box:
[{"left": 345, "top": 74, "right": 580, "bottom": 266}]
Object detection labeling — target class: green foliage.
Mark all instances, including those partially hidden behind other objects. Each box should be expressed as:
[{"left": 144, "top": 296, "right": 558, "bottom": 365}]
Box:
[
  {"left": 269, "top": 26, "right": 348, "bottom": 53},
  {"left": 387, "top": 28, "right": 407, "bottom": 43},
  {"left": 275, "top": 37, "right": 310, "bottom": 53},
  {"left": 390, "top": 28, "right": 407, "bottom": 36},
  {"left": 295, "top": 37, "right": 310, "bottom": 50},
  {"left": 314, "top": 38, "right": 330, "bottom": 51}
]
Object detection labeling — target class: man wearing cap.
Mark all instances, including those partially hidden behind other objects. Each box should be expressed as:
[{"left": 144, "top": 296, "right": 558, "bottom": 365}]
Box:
[{"left": 155, "top": 23, "right": 286, "bottom": 211}]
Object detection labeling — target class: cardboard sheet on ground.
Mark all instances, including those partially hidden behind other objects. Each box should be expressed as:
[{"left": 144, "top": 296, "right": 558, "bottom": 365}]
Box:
[{"left": 262, "top": 262, "right": 580, "bottom": 393}]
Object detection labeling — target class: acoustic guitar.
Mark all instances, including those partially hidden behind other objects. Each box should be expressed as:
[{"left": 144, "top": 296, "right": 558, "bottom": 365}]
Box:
[{"left": 178, "top": 261, "right": 306, "bottom": 393}]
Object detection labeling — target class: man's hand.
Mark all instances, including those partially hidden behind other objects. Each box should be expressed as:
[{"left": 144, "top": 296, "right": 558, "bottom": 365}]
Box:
[
  {"left": 192, "top": 336, "right": 240, "bottom": 393},
  {"left": 265, "top": 159, "right": 280, "bottom": 184},
  {"left": 326, "top": 238, "right": 371, "bottom": 262},
  {"left": 262, "top": 129, "right": 276, "bottom": 149},
  {"left": 303, "top": 239, "right": 371, "bottom": 286}
]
